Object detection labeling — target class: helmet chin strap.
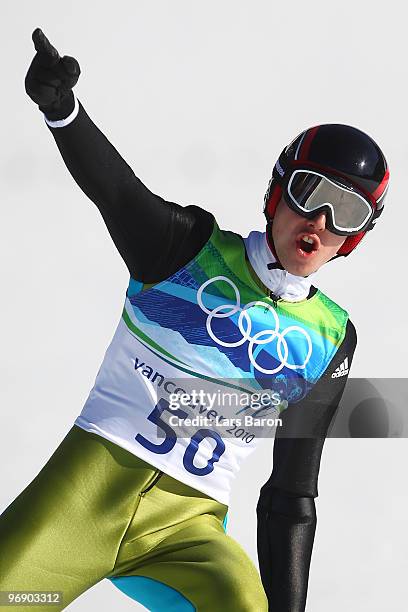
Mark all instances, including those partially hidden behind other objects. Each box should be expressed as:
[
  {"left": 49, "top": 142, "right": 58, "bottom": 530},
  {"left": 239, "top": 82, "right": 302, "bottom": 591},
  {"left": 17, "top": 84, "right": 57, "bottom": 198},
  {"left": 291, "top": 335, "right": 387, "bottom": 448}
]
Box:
[
  {"left": 265, "top": 220, "right": 319, "bottom": 281},
  {"left": 244, "top": 228, "right": 314, "bottom": 302},
  {"left": 265, "top": 219, "right": 312, "bottom": 280},
  {"left": 265, "top": 220, "right": 284, "bottom": 270}
]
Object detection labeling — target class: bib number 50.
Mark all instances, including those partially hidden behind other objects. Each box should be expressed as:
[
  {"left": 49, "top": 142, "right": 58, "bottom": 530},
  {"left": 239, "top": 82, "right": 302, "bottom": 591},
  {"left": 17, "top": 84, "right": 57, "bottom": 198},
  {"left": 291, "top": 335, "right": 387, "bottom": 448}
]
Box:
[{"left": 135, "top": 399, "right": 225, "bottom": 476}]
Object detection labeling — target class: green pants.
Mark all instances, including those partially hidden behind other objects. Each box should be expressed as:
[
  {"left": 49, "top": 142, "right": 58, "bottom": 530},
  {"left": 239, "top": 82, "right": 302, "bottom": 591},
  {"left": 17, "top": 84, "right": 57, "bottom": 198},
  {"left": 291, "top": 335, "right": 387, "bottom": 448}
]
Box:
[{"left": 0, "top": 426, "right": 267, "bottom": 611}]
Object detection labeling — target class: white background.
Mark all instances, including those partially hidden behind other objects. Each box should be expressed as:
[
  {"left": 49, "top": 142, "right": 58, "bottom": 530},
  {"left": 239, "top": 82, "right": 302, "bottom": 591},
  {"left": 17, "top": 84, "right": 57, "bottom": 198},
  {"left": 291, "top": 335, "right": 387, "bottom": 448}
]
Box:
[{"left": 1, "top": 1, "right": 407, "bottom": 610}]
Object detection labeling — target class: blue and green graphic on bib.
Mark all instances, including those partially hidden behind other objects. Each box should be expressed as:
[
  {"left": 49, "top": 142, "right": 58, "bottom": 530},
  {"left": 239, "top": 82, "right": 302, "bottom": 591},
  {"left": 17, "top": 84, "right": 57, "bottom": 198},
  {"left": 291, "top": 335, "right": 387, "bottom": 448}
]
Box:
[
  {"left": 76, "top": 221, "right": 349, "bottom": 504},
  {"left": 125, "top": 222, "right": 347, "bottom": 405}
]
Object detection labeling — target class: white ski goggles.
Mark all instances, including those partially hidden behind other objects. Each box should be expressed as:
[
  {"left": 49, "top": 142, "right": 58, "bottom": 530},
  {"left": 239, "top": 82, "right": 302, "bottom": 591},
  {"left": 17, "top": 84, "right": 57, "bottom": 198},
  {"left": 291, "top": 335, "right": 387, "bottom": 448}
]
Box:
[{"left": 284, "top": 169, "right": 374, "bottom": 235}]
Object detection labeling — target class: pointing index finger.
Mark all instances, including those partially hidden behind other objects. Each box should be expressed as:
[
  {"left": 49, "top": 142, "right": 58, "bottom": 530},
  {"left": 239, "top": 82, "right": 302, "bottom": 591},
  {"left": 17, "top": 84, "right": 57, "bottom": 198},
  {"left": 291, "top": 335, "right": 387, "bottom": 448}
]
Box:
[{"left": 32, "top": 28, "right": 60, "bottom": 67}]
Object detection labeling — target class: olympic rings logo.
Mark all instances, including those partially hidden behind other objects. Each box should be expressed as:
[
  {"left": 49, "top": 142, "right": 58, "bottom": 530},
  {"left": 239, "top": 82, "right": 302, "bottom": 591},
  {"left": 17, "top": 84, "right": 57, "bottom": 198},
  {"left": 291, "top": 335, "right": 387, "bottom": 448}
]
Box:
[{"left": 196, "top": 276, "right": 312, "bottom": 375}]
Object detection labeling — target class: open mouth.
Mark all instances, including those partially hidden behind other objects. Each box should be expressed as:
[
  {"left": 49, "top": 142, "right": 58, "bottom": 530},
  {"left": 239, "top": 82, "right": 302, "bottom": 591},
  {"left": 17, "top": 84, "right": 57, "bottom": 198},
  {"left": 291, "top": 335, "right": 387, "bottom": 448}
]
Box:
[{"left": 295, "top": 234, "right": 320, "bottom": 257}]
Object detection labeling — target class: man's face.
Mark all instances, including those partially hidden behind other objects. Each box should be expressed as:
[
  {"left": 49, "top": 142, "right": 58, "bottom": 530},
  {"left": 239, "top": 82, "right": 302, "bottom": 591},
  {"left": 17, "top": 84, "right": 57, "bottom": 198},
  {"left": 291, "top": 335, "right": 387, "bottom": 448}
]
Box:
[{"left": 271, "top": 196, "right": 347, "bottom": 276}]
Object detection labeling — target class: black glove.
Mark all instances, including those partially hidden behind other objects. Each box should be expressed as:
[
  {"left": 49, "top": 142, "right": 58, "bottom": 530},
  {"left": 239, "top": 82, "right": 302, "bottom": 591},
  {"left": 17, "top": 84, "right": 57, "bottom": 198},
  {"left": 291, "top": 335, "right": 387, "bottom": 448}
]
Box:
[{"left": 25, "top": 28, "right": 80, "bottom": 121}]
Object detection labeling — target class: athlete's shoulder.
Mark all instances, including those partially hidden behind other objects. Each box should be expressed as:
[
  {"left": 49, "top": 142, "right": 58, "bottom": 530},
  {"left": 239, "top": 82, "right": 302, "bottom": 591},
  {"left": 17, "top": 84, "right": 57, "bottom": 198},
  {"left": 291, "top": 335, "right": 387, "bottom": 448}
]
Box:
[
  {"left": 342, "top": 317, "right": 357, "bottom": 349},
  {"left": 314, "top": 284, "right": 357, "bottom": 344},
  {"left": 202, "top": 216, "right": 246, "bottom": 251},
  {"left": 311, "top": 285, "right": 348, "bottom": 315},
  {"left": 178, "top": 203, "right": 215, "bottom": 235},
  {"left": 310, "top": 286, "right": 358, "bottom": 351}
]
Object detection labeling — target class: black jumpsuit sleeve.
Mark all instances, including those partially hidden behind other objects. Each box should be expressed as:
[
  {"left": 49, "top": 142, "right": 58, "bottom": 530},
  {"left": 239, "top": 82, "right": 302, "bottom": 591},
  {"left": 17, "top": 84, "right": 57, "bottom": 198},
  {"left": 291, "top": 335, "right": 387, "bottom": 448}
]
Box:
[
  {"left": 46, "top": 101, "right": 214, "bottom": 283},
  {"left": 257, "top": 318, "right": 357, "bottom": 611}
]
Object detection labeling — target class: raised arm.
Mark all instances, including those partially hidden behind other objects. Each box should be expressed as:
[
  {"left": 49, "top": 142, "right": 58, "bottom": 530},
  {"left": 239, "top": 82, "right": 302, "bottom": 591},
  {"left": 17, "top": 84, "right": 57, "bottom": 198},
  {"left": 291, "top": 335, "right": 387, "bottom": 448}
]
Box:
[
  {"left": 257, "top": 319, "right": 357, "bottom": 611},
  {"left": 25, "top": 29, "right": 213, "bottom": 283}
]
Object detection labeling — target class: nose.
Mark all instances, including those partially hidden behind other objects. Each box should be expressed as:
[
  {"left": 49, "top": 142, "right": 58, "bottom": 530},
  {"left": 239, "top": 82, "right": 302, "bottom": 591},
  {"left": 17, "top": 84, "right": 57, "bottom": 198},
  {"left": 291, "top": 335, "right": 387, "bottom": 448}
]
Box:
[{"left": 307, "top": 211, "right": 326, "bottom": 231}]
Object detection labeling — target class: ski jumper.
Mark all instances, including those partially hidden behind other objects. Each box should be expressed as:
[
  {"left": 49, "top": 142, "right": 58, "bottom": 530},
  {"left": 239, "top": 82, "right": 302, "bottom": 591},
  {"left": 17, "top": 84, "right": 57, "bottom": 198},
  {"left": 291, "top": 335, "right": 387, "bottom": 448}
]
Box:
[{"left": 0, "top": 101, "right": 356, "bottom": 612}]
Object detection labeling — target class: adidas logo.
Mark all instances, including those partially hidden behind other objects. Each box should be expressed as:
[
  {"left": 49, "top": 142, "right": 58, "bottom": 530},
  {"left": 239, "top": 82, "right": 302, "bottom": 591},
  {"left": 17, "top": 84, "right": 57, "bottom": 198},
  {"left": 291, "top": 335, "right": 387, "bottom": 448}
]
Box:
[{"left": 331, "top": 357, "right": 349, "bottom": 378}]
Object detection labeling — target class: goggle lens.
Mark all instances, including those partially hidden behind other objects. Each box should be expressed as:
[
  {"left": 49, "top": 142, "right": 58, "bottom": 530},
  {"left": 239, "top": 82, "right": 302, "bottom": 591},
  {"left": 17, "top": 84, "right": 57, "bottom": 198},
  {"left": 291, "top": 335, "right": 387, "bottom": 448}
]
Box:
[{"left": 286, "top": 170, "right": 373, "bottom": 234}]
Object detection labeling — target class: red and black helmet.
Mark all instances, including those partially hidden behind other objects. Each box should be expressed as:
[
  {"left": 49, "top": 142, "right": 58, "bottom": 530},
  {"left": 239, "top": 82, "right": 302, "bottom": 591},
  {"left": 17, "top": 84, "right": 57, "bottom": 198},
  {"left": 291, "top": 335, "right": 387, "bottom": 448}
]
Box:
[{"left": 264, "top": 124, "right": 389, "bottom": 256}]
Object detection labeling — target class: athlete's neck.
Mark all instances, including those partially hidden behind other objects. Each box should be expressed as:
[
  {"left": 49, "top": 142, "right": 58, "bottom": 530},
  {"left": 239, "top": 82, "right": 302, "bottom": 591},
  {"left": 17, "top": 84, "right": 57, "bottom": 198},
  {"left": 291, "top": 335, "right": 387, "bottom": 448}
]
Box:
[{"left": 243, "top": 230, "right": 315, "bottom": 302}]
